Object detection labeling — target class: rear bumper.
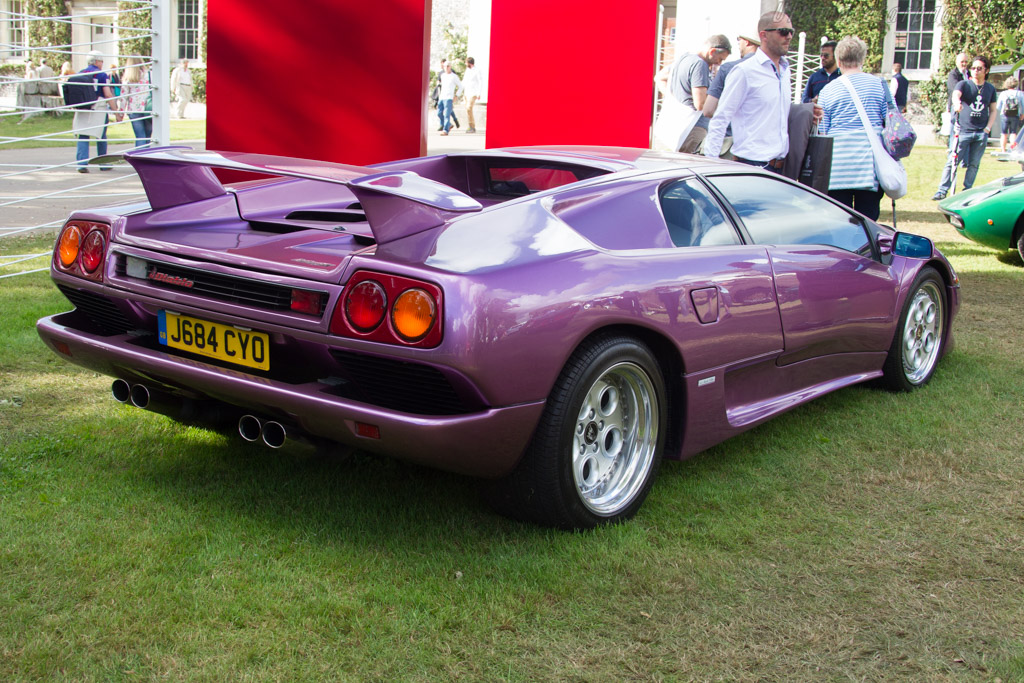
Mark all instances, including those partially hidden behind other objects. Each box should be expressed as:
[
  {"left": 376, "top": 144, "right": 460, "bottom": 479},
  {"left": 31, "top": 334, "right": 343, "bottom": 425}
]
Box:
[{"left": 37, "top": 312, "right": 543, "bottom": 478}]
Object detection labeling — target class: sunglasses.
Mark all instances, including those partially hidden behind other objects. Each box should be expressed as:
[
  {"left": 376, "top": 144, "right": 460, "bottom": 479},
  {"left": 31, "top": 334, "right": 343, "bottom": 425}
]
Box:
[{"left": 764, "top": 28, "right": 795, "bottom": 37}]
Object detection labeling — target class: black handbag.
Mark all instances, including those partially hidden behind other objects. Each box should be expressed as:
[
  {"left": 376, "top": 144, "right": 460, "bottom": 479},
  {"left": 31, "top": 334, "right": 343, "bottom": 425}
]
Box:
[
  {"left": 61, "top": 73, "right": 100, "bottom": 110},
  {"left": 799, "top": 125, "right": 832, "bottom": 193}
]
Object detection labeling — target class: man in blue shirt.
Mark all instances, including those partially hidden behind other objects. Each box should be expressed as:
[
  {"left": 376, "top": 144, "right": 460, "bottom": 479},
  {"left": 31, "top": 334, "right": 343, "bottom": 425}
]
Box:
[
  {"left": 72, "top": 51, "right": 122, "bottom": 173},
  {"left": 802, "top": 40, "right": 839, "bottom": 103}
]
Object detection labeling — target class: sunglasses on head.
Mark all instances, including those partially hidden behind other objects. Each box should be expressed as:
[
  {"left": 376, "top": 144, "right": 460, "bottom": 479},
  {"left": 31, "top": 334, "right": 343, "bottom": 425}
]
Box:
[{"left": 764, "top": 28, "right": 795, "bottom": 37}]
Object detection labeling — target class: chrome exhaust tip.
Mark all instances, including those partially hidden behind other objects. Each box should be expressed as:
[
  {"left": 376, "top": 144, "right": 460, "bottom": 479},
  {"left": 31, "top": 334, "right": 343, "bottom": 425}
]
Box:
[
  {"left": 261, "top": 421, "right": 287, "bottom": 449},
  {"left": 129, "top": 384, "right": 151, "bottom": 409},
  {"left": 111, "top": 379, "right": 131, "bottom": 403},
  {"left": 238, "top": 414, "right": 262, "bottom": 442}
]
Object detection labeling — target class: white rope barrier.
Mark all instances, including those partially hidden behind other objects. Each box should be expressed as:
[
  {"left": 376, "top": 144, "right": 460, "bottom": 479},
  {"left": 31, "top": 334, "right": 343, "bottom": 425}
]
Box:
[{"left": 0, "top": 268, "right": 48, "bottom": 279}]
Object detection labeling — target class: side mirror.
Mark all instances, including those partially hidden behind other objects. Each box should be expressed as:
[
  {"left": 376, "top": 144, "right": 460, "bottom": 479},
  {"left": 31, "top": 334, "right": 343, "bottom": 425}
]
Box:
[{"left": 880, "top": 232, "right": 932, "bottom": 258}]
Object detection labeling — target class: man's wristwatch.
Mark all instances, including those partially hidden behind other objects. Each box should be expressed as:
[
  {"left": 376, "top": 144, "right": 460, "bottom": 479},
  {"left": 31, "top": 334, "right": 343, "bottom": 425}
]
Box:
[{"left": 984, "top": 126, "right": 991, "bottom": 133}]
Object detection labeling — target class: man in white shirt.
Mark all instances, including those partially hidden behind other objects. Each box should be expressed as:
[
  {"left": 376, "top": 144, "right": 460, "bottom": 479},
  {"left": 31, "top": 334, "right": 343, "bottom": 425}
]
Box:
[
  {"left": 170, "top": 59, "right": 192, "bottom": 119},
  {"left": 703, "top": 12, "right": 795, "bottom": 170},
  {"left": 462, "top": 57, "right": 483, "bottom": 133},
  {"left": 438, "top": 61, "right": 463, "bottom": 136}
]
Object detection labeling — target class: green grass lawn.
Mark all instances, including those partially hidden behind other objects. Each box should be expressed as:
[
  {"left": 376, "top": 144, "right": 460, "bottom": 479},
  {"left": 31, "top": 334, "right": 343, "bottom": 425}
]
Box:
[
  {"left": 0, "top": 112, "right": 205, "bottom": 148},
  {"left": 1, "top": 147, "right": 1023, "bottom": 680}
]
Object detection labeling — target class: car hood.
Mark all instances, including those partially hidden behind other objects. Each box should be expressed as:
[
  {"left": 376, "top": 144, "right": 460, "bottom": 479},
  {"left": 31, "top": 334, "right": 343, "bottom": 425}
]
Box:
[{"left": 939, "top": 172, "right": 1024, "bottom": 212}]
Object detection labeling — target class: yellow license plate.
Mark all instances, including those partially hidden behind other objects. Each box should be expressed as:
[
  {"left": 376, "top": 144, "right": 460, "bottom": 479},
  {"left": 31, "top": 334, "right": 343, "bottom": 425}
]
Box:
[{"left": 159, "top": 311, "right": 270, "bottom": 371}]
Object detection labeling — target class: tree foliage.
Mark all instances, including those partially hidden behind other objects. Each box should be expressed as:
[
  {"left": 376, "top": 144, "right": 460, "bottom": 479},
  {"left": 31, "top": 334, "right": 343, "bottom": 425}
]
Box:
[
  {"left": 117, "top": 1, "right": 152, "bottom": 61},
  {"left": 442, "top": 23, "right": 468, "bottom": 77},
  {"left": 785, "top": 0, "right": 888, "bottom": 72},
  {"left": 26, "top": 0, "right": 71, "bottom": 69}
]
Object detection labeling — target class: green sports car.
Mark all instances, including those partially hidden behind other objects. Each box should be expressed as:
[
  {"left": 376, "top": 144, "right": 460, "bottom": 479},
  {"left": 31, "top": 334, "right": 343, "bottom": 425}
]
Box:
[{"left": 938, "top": 171, "right": 1024, "bottom": 261}]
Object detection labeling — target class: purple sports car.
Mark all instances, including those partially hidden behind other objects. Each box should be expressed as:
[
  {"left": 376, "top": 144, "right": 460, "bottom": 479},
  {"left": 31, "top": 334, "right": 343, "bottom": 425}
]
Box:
[{"left": 37, "top": 146, "right": 959, "bottom": 528}]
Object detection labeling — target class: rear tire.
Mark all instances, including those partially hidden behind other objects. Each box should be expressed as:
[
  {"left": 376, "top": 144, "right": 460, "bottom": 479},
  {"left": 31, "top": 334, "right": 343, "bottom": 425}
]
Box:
[
  {"left": 486, "top": 335, "right": 667, "bottom": 529},
  {"left": 881, "top": 267, "right": 946, "bottom": 391}
]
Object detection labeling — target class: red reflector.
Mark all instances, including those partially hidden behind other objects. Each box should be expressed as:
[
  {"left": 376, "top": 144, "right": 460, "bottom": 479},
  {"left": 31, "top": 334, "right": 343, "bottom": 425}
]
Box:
[
  {"left": 354, "top": 422, "right": 381, "bottom": 439},
  {"left": 290, "top": 289, "right": 323, "bottom": 315},
  {"left": 53, "top": 340, "right": 72, "bottom": 356}
]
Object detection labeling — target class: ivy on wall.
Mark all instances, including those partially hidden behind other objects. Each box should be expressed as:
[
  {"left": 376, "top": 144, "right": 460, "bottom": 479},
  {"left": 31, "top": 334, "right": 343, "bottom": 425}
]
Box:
[
  {"left": 27, "top": 0, "right": 71, "bottom": 69},
  {"left": 935, "top": 0, "right": 1024, "bottom": 74},
  {"left": 921, "top": 0, "right": 1024, "bottom": 129}
]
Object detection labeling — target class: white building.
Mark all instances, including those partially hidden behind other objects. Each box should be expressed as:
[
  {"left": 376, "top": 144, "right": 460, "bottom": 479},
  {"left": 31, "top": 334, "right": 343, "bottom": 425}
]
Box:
[{"left": 1, "top": 0, "right": 204, "bottom": 69}]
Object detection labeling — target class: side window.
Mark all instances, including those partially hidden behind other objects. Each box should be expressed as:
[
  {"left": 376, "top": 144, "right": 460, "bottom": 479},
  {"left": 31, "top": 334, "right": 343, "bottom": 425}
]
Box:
[
  {"left": 708, "top": 175, "right": 873, "bottom": 256},
  {"left": 658, "top": 179, "right": 741, "bottom": 247}
]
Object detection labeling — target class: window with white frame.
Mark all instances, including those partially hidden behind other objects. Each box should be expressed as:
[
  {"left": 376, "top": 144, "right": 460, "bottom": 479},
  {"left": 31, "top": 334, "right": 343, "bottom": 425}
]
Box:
[
  {"left": 176, "top": 0, "right": 200, "bottom": 60},
  {"left": 892, "top": 0, "right": 935, "bottom": 70},
  {"left": 4, "top": 0, "right": 29, "bottom": 59}
]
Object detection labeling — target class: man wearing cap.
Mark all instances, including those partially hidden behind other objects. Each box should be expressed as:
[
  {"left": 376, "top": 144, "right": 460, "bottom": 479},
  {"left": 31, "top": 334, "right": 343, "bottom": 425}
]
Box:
[
  {"left": 702, "top": 34, "right": 760, "bottom": 119},
  {"left": 656, "top": 34, "right": 732, "bottom": 153},
  {"left": 704, "top": 12, "right": 803, "bottom": 170},
  {"left": 802, "top": 40, "right": 840, "bottom": 103}
]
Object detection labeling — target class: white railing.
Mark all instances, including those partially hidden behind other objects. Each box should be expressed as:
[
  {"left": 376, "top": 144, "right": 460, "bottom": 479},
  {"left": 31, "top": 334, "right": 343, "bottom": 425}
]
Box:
[{"left": 1, "top": 0, "right": 170, "bottom": 279}]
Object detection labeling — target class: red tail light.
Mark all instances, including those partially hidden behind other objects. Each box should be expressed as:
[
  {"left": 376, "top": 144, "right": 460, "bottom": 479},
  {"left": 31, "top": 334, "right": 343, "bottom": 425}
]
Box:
[
  {"left": 331, "top": 271, "right": 443, "bottom": 348},
  {"left": 345, "top": 280, "right": 387, "bottom": 331},
  {"left": 54, "top": 221, "right": 110, "bottom": 282},
  {"left": 80, "top": 229, "right": 106, "bottom": 273}
]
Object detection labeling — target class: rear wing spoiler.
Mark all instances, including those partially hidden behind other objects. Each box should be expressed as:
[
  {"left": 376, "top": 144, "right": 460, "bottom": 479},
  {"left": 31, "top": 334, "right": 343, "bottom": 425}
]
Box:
[{"left": 119, "top": 146, "right": 483, "bottom": 245}]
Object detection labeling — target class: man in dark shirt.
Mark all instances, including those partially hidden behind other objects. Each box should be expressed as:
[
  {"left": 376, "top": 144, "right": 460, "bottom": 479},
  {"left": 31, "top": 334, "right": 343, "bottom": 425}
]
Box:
[
  {"left": 802, "top": 40, "right": 839, "bottom": 103},
  {"left": 890, "top": 62, "right": 909, "bottom": 112},
  {"left": 946, "top": 52, "right": 968, "bottom": 111},
  {"left": 933, "top": 55, "right": 998, "bottom": 199}
]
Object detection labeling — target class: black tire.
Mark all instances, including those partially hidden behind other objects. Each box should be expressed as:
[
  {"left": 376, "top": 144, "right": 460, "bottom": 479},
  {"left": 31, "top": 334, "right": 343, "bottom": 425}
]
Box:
[
  {"left": 881, "top": 267, "right": 946, "bottom": 392},
  {"left": 1016, "top": 230, "right": 1024, "bottom": 264},
  {"left": 486, "top": 335, "right": 667, "bottom": 529}
]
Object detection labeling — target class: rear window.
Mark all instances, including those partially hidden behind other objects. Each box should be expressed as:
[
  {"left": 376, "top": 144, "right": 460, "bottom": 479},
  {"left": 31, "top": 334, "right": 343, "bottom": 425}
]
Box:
[{"left": 488, "top": 165, "right": 583, "bottom": 196}]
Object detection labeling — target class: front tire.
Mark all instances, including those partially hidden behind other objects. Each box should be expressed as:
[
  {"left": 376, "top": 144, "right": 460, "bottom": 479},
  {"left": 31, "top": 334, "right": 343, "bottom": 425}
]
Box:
[
  {"left": 881, "top": 267, "right": 946, "bottom": 391},
  {"left": 486, "top": 335, "right": 667, "bottom": 529}
]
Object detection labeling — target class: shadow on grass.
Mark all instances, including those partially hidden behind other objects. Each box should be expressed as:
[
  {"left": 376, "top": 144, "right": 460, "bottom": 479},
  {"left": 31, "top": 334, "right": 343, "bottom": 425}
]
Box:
[
  {"left": 97, "top": 352, "right": 980, "bottom": 551},
  {"left": 996, "top": 249, "right": 1024, "bottom": 267}
]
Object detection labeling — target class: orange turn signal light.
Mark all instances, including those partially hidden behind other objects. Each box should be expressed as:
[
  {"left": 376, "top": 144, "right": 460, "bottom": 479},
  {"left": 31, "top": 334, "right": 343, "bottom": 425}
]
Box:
[
  {"left": 58, "top": 224, "right": 83, "bottom": 267},
  {"left": 391, "top": 288, "right": 436, "bottom": 342}
]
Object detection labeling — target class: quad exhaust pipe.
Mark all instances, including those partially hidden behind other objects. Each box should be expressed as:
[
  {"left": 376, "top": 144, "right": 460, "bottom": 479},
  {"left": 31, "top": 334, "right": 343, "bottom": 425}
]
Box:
[
  {"left": 112, "top": 381, "right": 290, "bottom": 449},
  {"left": 110, "top": 380, "right": 156, "bottom": 409},
  {"left": 238, "top": 414, "right": 288, "bottom": 449}
]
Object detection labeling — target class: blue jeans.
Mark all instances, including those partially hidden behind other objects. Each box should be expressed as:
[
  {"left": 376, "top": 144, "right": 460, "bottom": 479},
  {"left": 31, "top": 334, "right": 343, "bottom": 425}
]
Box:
[
  {"left": 76, "top": 114, "right": 109, "bottom": 167},
  {"left": 441, "top": 99, "right": 454, "bottom": 132},
  {"left": 128, "top": 112, "right": 152, "bottom": 147},
  {"left": 938, "top": 131, "right": 987, "bottom": 193}
]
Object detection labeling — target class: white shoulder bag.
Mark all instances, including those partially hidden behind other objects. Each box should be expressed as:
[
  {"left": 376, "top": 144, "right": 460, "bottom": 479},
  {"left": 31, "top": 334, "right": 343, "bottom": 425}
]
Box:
[
  {"left": 839, "top": 76, "right": 907, "bottom": 200},
  {"left": 653, "top": 94, "right": 701, "bottom": 152}
]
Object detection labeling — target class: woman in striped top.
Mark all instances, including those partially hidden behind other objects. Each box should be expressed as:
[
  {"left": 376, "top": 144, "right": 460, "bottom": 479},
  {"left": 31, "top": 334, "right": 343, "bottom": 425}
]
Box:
[{"left": 817, "top": 36, "right": 894, "bottom": 221}]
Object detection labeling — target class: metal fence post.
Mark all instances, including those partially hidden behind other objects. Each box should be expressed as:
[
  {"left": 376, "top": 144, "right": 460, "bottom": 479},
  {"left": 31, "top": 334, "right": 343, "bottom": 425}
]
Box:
[
  {"left": 151, "top": 0, "right": 171, "bottom": 146},
  {"left": 793, "top": 31, "right": 807, "bottom": 103}
]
